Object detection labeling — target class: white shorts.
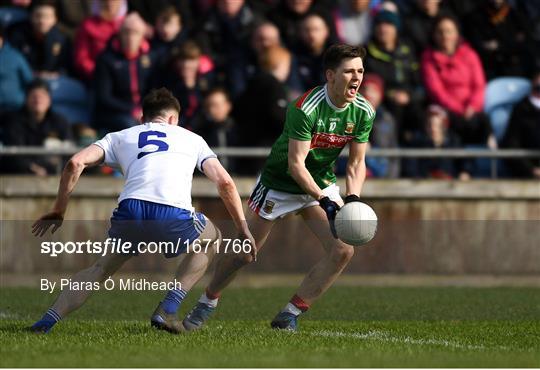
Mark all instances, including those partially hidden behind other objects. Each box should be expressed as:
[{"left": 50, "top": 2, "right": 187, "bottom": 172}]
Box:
[{"left": 247, "top": 178, "right": 342, "bottom": 221}]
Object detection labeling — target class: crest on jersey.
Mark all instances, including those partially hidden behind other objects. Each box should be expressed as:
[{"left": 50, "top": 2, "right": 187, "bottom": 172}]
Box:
[
  {"left": 263, "top": 200, "right": 275, "bottom": 214},
  {"left": 141, "top": 55, "right": 151, "bottom": 68},
  {"left": 345, "top": 122, "right": 355, "bottom": 134},
  {"left": 52, "top": 43, "right": 61, "bottom": 56}
]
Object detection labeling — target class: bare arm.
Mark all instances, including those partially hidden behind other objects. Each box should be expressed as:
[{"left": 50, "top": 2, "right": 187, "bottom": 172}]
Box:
[
  {"left": 345, "top": 141, "right": 368, "bottom": 197},
  {"left": 202, "top": 158, "right": 249, "bottom": 233},
  {"left": 32, "top": 144, "right": 105, "bottom": 236},
  {"left": 52, "top": 144, "right": 105, "bottom": 215},
  {"left": 288, "top": 139, "right": 324, "bottom": 200},
  {"left": 202, "top": 157, "right": 256, "bottom": 258}
]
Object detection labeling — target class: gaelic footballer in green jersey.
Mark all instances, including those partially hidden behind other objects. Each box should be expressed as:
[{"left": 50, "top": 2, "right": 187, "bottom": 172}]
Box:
[
  {"left": 184, "top": 44, "right": 374, "bottom": 333},
  {"left": 259, "top": 84, "right": 375, "bottom": 196}
]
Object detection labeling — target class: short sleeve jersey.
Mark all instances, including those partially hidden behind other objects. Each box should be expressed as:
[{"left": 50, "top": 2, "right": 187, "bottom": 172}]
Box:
[
  {"left": 261, "top": 85, "right": 375, "bottom": 194},
  {"left": 94, "top": 122, "right": 216, "bottom": 210}
]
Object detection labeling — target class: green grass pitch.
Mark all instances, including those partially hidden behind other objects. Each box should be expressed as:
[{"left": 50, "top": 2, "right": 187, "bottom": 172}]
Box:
[{"left": 1, "top": 286, "right": 539, "bottom": 367}]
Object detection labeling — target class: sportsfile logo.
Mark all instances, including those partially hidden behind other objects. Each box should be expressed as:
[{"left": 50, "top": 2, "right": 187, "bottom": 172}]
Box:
[
  {"left": 40, "top": 238, "right": 253, "bottom": 257},
  {"left": 40, "top": 238, "right": 182, "bottom": 257}
]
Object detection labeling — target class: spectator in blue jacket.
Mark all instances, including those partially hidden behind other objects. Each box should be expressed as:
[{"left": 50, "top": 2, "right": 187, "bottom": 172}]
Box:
[
  {"left": 93, "top": 12, "right": 155, "bottom": 133},
  {"left": 7, "top": 0, "right": 72, "bottom": 77},
  {"left": 0, "top": 24, "right": 33, "bottom": 115}
]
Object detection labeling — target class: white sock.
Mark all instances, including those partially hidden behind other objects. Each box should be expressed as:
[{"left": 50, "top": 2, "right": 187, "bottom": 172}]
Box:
[
  {"left": 282, "top": 302, "right": 302, "bottom": 316},
  {"left": 198, "top": 293, "right": 219, "bottom": 308}
]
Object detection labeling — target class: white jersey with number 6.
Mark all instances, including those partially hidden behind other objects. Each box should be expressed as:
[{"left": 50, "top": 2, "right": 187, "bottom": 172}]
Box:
[{"left": 94, "top": 122, "right": 216, "bottom": 211}]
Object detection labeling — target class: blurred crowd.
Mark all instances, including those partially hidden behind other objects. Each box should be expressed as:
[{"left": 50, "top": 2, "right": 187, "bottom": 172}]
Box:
[{"left": 0, "top": 0, "right": 539, "bottom": 179}]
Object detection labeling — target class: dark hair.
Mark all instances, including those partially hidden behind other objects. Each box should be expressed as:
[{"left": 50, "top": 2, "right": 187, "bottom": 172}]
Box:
[
  {"left": 142, "top": 88, "right": 181, "bottom": 121},
  {"left": 301, "top": 11, "right": 330, "bottom": 29},
  {"left": 27, "top": 78, "right": 51, "bottom": 94},
  {"left": 174, "top": 40, "right": 201, "bottom": 60},
  {"left": 156, "top": 5, "right": 181, "bottom": 24},
  {"left": 30, "top": 0, "right": 57, "bottom": 13},
  {"left": 205, "top": 86, "right": 230, "bottom": 101},
  {"left": 322, "top": 43, "right": 366, "bottom": 71},
  {"left": 430, "top": 14, "right": 462, "bottom": 48}
]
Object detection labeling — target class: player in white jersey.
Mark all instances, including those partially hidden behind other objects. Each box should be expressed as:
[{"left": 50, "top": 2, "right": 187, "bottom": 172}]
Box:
[{"left": 30, "top": 88, "right": 255, "bottom": 334}]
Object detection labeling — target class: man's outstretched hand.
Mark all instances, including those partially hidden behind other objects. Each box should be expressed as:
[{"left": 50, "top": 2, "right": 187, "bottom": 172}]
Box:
[
  {"left": 319, "top": 196, "right": 340, "bottom": 238},
  {"left": 32, "top": 211, "right": 64, "bottom": 237}
]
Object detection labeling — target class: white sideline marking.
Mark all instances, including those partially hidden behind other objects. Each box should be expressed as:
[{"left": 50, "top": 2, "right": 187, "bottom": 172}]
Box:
[
  {"left": 0, "top": 310, "right": 19, "bottom": 319},
  {"left": 311, "top": 330, "right": 509, "bottom": 351}
]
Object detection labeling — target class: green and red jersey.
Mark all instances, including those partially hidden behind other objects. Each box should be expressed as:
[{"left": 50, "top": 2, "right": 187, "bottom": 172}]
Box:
[{"left": 260, "top": 84, "right": 375, "bottom": 194}]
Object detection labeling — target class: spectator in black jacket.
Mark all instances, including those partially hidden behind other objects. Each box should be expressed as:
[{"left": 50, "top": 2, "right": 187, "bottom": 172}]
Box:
[
  {"left": 267, "top": 0, "right": 315, "bottom": 48},
  {"left": 404, "top": 104, "right": 462, "bottom": 179},
  {"left": 127, "top": 0, "right": 193, "bottom": 29},
  {"left": 192, "top": 87, "right": 238, "bottom": 170},
  {"left": 404, "top": 0, "right": 455, "bottom": 56},
  {"left": 1, "top": 79, "right": 73, "bottom": 175},
  {"left": 359, "top": 73, "right": 400, "bottom": 178},
  {"left": 7, "top": 0, "right": 71, "bottom": 77},
  {"left": 247, "top": 22, "right": 282, "bottom": 75},
  {"left": 194, "top": 0, "right": 262, "bottom": 90},
  {"left": 294, "top": 13, "right": 333, "bottom": 90},
  {"left": 156, "top": 40, "right": 214, "bottom": 129},
  {"left": 150, "top": 5, "right": 188, "bottom": 63},
  {"left": 55, "top": 0, "right": 93, "bottom": 40},
  {"left": 227, "top": 21, "right": 282, "bottom": 98},
  {"left": 234, "top": 45, "right": 292, "bottom": 174},
  {"left": 93, "top": 12, "right": 155, "bottom": 133},
  {"left": 501, "top": 72, "right": 540, "bottom": 178},
  {"left": 268, "top": 0, "right": 336, "bottom": 49},
  {"left": 364, "top": 9, "right": 424, "bottom": 144},
  {"left": 464, "top": 0, "right": 533, "bottom": 79}
]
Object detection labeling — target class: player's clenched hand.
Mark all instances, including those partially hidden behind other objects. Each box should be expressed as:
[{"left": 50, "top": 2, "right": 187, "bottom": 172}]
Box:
[
  {"left": 32, "top": 211, "right": 64, "bottom": 237},
  {"left": 238, "top": 229, "right": 257, "bottom": 262},
  {"left": 319, "top": 196, "right": 340, "bottom": 239}
]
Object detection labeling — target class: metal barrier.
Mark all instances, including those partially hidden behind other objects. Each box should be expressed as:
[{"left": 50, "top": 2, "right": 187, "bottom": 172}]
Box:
[{"left": 1, "top": 146, "right": 540, "bottom": 179}]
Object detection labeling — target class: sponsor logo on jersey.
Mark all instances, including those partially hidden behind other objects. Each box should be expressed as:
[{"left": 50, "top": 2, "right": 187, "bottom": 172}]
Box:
[
  {"left": 310, "top": 133, "right": 353, "bottom": 149},
  {"left": 345, "top": 122, "right": 355, "bottom": 134},
  {"left": 263, "top": 200, "right": 275, "bottom": 214}
]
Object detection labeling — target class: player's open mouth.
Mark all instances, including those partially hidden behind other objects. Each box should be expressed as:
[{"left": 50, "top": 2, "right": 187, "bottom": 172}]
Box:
[{"left": 346, "top": 82, "right": 359, "bottom": 98}]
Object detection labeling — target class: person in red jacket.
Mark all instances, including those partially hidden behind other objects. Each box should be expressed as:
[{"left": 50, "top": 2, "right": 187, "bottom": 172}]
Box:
[
  {"left": 73, "top": 0, "right": 126, "bottom": 82},
  {"left": 421, "top": 15, "right": 495, "bottom": 150}
]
